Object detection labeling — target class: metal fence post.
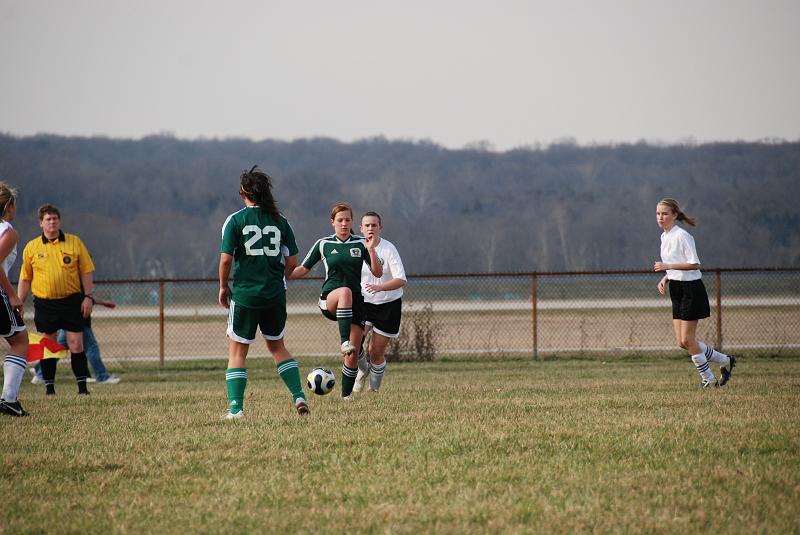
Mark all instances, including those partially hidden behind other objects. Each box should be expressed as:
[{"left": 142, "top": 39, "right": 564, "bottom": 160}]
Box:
[
  {"left": 159, "top": 280, "right": 165, "bottom": 367},
  {"left": 716, "top": 270, "right": 723, "bottom": 350},
  {"left": 532, "top": 272, "right": 538, "bottom": 360}
]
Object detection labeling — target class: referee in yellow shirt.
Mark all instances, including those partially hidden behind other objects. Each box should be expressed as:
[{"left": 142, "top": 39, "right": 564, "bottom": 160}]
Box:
[{"left": 17, "top": 205, "right": 95, "bottom": 395}]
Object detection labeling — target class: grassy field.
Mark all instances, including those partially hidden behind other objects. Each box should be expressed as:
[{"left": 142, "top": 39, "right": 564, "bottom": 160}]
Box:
[{"left": 1, "top": 356, "right": 799, "bottom": 534}]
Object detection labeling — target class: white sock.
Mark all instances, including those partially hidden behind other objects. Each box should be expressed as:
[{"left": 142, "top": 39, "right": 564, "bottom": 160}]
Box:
[
  {"left": 357, "top": 350, "right": 370, "bottom": 375},
  {"left": 691, "top": 353, "right": 716, "bottom": 383},
  {"left": 698, "top": 342, "right": 729, "bottom": 365},
  {"left": 2, "top": 354, "right": 27, "bottom": 402},
  {"left": 369, "top": 361, "right": 386, "bottom": 391}
]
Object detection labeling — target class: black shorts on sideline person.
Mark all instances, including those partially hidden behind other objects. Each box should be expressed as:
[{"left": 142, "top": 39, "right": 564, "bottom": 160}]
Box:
[
  {"left": 668, "top": 279, "right": 710, "bottom": 321},
  {"left": 33, "top": 293, "right": 86, "bottom": 333}
]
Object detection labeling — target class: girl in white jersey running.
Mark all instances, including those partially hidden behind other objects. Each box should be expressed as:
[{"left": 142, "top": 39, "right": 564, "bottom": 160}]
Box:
[
  {"left": 654, "top": 198, "right": 736, "bottom": 388},
  {"left": 0, "top": 182, "right": 29, "bottom": 416},
  {"left": 353, "top": 211, "right": 407, "bottom": 394}
]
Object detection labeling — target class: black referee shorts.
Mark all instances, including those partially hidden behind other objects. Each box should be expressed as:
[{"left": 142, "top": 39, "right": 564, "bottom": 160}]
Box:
[
  {"left": 33, "top": 293, "right": 86, "bottom": 334},
  {"left": 668, "top": 279, "right": 711, "bottom": 321}
]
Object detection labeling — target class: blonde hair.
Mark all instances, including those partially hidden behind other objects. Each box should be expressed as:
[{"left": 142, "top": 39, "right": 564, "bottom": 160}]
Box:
[
  {"left": 658, "top": 198, "right": 696, "bottom": 226},
  {"left": 0, "top": 182, "right": 17, "bottom": 221}
]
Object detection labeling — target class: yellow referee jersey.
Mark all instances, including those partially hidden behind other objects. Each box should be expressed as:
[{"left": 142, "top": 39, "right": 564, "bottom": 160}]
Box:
[{"left": 20, "top": 231, "right": 95, "bottom": 299}]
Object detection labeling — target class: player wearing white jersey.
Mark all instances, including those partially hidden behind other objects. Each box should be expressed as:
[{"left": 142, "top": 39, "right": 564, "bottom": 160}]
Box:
[
  {"left": 0, "top": 182, "right": 29, "bottom": 417},
  {"left": 655, "top": 198, "right": 735, "bottom": 388},
  {"left": 353, "top": 212, "right": 406, "bottom": 394}
]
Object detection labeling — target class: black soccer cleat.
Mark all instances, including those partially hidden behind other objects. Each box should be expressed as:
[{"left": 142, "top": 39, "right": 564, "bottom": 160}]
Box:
[
  {"left": 719, "top": 355, "right": 736, "bottom": 386},
  {"left": 0, "top": 399, "right": 29, "bottom": 417}
]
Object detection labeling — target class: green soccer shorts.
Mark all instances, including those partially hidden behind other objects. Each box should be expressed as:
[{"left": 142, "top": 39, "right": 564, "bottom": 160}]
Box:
[{"left": 226, "top": 295, "right": 287, "bottom": 343}]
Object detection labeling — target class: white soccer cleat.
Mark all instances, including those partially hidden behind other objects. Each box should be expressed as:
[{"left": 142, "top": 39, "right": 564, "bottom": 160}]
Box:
[
  {"left": 223, "top": 410, "right": 245, "bottom": 420},
  {"left": 700, "top": 378, "right": 718, "bottom": 389},
  {"left": 341, "top": 394, "right": 354, "bottom": 402},
  {"left": 295, "top": 397, "right": 310, "bottom": 416},
  {"left": 352, "top": 368, "right": 369, "bottom": 393},
  {"left": 340, "top": 341, "right": 356, "bottom": 356}
]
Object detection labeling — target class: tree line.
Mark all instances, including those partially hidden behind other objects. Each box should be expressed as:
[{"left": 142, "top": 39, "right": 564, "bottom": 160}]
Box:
[{"left": 2, "top": 133, "right": 798, "bottom": 279}]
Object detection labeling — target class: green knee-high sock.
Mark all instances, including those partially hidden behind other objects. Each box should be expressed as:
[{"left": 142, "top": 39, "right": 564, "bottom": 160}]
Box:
[
  {"left": 225, "top": 368, "right": 247, "bottom": 414},
  {"left": 341, "top": 365, "right": 358, "bottom": 397},
  {"left": 276, "top": 359, "right": 305, "bottom": 402},
  {"left": 336, "top": 307, "right": 352, "bottom": 343}
]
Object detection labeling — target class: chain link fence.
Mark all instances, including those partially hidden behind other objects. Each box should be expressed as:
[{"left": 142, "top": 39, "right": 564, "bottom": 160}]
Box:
[{"left": 19, "top": 269, "right": 800, "bottom": 364}]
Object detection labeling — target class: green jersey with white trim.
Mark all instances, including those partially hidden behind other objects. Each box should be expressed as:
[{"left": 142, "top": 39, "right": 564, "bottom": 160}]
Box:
[
  {"left": 220, "top": 206, "right": 299, "bottom": 307},
  {"left": 301, "top": 234, "right": 371, "bottom": 294}
]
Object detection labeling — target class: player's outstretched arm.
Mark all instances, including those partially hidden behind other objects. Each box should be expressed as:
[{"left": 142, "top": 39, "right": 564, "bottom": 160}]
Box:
[{"left": 288, "top": 265, "right": 309, "bottom": 280}]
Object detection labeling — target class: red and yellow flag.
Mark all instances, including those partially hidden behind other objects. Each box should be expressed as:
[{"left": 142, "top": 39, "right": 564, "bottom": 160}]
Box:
[{"left": 27, "top": 332, "right": 68, "bottom": 363}]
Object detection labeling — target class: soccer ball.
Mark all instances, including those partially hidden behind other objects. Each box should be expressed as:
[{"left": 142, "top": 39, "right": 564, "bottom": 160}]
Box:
[{"left": 307, "top": 367, "right": 336, "bottom": 395}]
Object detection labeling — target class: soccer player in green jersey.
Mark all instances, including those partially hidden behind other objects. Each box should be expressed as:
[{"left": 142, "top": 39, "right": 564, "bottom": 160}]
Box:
[
  {"left": 289, "top": 203, "right": 382, "bottom": 399},
  {"left": 218, "top": 166, "right": 308, "bottom": 419}
]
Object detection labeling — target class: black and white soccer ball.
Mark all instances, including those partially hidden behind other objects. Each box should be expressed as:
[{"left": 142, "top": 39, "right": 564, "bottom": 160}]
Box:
[{"left": 307, "top": 367, "right": 336, "bottom": 395}]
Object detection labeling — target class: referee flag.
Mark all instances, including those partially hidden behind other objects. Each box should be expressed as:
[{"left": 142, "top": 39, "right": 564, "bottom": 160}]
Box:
[{"left": 27, "top": 332, "right": 68, "bottom": 363}]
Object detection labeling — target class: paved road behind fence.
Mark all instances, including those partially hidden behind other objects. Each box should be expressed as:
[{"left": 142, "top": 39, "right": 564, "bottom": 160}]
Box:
[{"left": 20, "top": 269, "right": 800, "bottom": 363}]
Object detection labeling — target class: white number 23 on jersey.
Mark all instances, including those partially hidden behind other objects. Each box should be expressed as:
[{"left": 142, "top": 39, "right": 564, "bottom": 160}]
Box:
[{"left": 242, "top": 225, "right": 281, "bottom": 257}]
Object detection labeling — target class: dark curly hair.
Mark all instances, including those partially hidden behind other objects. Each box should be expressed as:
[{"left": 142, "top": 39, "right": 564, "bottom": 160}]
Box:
[{"left": 240, "top": 165, "right": 280, "bottom": 220}]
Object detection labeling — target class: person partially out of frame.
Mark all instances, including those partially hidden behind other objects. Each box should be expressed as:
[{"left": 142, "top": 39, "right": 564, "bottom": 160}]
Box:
[
  {"left": 654, "top": 198, "right": 736, "bottom": 388},
  {"left": 353, "top": 211, "right": 406, "bottom": 394},
  {"left": 289, "top": 203, "right": 382, "bottom": 400},
  {"left": 0, "top": 182, "right": 29, "bottom": 416},
  {"left": 218, "top": 166, "right": 309, "bottom": 419}
]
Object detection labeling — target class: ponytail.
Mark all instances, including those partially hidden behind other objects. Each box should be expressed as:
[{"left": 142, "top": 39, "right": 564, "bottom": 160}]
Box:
[
  {"left": 240, "top": 166, "right": 280, "bottom": 220},
  {"left": 658, "top": 198, "right": 696, "bottom": 226},
  {"left": 0, "top": 181, "right": 16, "bottom": 221}
]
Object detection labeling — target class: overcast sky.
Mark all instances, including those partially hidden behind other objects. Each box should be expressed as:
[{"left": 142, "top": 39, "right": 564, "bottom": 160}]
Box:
[{"left": 1, "top": 0, "right": 798, "bottom": 151}]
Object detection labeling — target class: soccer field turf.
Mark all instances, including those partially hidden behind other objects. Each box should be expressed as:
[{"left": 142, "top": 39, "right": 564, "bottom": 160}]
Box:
[{"left": 2, "top": 357, "right": 798, "bottom": 534}]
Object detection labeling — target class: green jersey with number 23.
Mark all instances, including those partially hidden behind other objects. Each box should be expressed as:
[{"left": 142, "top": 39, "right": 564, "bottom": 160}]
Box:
[{"left": 220, "top": 206, "right": 299, "bottom": 307}]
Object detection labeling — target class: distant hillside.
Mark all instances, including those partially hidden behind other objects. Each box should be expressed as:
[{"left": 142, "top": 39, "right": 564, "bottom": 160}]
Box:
[{"left": 2, "top": 134, "right": 798, "bottom": 279}]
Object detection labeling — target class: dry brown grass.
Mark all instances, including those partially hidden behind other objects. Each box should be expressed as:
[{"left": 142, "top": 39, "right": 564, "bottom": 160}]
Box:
[{"left": 2, "top": 357, "right": 799, "bottom": 534}]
